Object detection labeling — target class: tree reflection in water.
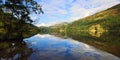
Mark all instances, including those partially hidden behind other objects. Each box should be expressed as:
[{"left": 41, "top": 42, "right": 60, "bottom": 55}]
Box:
[{"left": 0, "top": 40, "right": 32, "bottom": 60}]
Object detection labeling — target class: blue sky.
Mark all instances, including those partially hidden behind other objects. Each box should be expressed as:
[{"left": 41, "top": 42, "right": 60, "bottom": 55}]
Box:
[{"left": 30, "top": 0, "right": 120, "bottom": 26}]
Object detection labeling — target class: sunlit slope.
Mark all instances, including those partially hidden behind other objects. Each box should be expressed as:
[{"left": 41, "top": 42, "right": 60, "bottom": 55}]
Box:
[
  {"left": 82, "top": 4, "right": 120, "bottom": 21},
  {"left": 68, "top": 4, "right": 120, "bottom": 32}
]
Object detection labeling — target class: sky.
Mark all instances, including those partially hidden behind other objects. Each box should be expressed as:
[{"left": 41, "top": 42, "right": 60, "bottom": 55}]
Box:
[{"left": 30, "top": 0, "right": 120, "bottom": 26}]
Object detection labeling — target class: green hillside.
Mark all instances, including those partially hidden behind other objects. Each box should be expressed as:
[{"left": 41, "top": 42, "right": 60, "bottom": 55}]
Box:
[
  {"left": 67, "top": 4, "right": 120, "bottom": 36},
  {"left": 49, "top": 4, "right": 120, "bottom": 38}
]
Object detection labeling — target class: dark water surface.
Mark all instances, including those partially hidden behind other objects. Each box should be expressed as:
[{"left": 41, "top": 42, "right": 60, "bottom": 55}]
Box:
[{"left": 0, "top": 34, "right": 120, "bottom": 60}]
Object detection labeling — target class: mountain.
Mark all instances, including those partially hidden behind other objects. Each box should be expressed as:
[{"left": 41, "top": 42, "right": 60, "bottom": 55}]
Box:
[
  {"left": 49, "top": 22, "right": 69, "bottom": 33},
  {"left": 67, "top": 4, "right": 120, "bottom": 36}
]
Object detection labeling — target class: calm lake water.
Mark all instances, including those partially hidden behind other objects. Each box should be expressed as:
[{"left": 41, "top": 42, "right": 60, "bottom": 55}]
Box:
[{"left": 0, "top": 34, "right": 120, "bottom": 60}]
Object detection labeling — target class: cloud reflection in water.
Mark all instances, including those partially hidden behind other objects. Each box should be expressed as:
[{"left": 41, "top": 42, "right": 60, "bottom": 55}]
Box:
[{"left": 24, "top": 34, "right": 120, "bottom": 60}]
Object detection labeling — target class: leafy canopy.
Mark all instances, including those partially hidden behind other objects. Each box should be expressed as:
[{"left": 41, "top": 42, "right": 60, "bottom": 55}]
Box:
[{"left": 0, "top": 0, "right": 44, "bottom": 23}]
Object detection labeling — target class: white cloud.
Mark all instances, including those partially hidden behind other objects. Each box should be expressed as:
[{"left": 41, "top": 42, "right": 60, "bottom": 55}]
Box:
[{"left": 35, "top": 23, "right": 49, "bottom": 27}]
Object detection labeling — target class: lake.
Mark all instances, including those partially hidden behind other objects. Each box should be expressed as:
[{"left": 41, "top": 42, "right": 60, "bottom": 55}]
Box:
[{"left": 0, "top": 33, "right": 119, "bottom": 60}]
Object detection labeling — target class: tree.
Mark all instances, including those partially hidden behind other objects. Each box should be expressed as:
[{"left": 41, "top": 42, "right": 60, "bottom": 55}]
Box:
[
  {"left": 1, "top": 0, "right": 43, "bottom": 23},
  {"left": 0, "top": 0, "right": 43, "bottom": 40}
]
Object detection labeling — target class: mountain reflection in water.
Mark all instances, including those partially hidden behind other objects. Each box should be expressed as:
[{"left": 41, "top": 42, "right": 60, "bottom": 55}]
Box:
[{"left": 23, "top": 34, "right": 120, "bottom": 60}]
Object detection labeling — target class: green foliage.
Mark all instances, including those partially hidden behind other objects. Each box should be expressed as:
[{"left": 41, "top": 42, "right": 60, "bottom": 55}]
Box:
[
  {"left": 49, "top": 22, "right": 68, "bottom": 33},
  {"left": 39, "top": 26, "right": 50, "bottom": 34},
  {"left": 0, "top": 0, "right": 43, "bottom": 40}
]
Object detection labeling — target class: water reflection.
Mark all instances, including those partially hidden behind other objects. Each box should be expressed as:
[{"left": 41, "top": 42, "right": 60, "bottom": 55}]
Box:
[
  {"left": 0, "top": 41, "right": 32, "bottom": 60},
  {"left": 24, "top": 34, "right": 120, "bottom": 60},
  {"left": 67, "top": 31, "right": 120, "bottom": 57}
]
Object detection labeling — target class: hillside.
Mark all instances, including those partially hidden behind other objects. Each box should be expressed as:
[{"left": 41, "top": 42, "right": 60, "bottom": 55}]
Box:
[
  {"left": 81, "top": 4, "right": 120, "bottom": 21},
  {"left": 48, "top": 4, "right": 120, "bottom": 37},
  {"left": 67, "top": 4, "right": 120, "bottom": 36}
]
